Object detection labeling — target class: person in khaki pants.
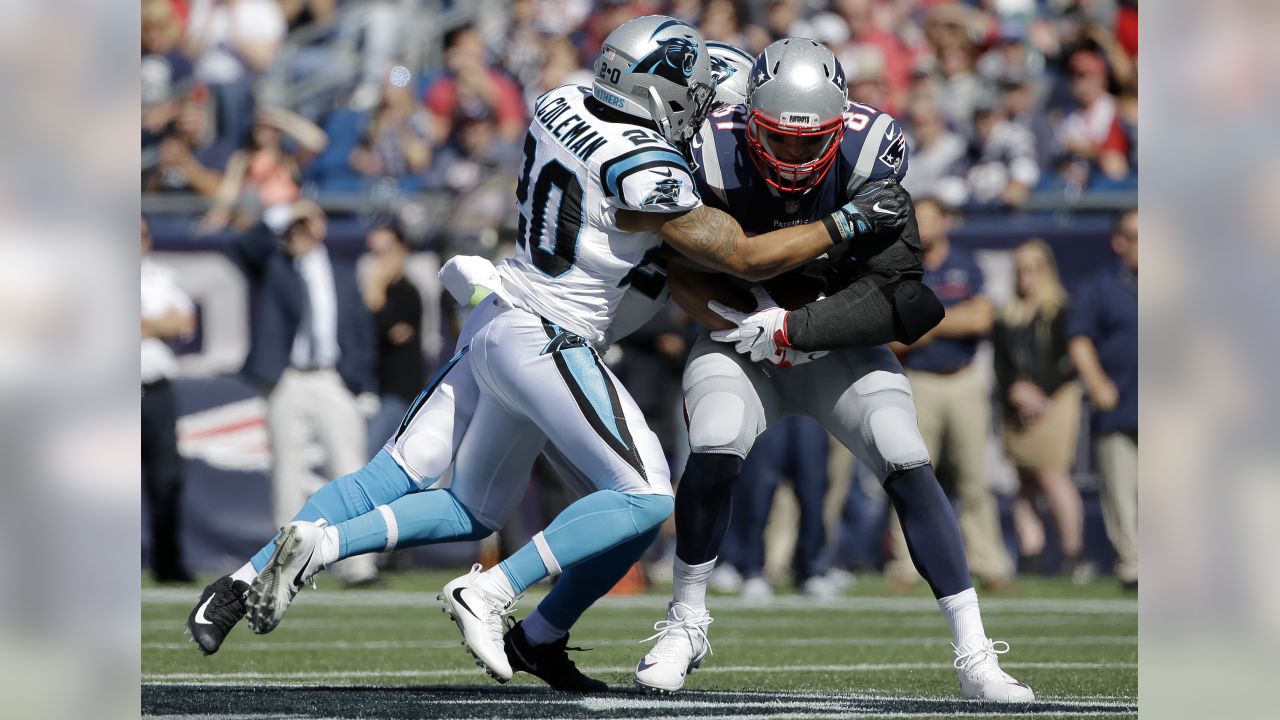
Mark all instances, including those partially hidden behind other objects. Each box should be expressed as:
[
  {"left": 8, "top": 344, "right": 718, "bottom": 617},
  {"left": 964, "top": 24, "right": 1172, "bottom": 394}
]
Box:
[
  {"left": 1068, "top": 210, "right": 1138, "bottom": 590},
  {"left": 228, "top": 201, "right": 381, "bottom": 585},
  {"left": 887, "top": 197, "right": 1013, "bottom": 590}
]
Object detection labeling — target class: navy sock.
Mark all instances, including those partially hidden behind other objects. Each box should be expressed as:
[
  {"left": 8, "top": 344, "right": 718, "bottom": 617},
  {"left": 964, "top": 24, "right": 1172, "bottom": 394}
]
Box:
[
  {"left": 884, "top": 465, "right": 973, "bottom": 599},
  {"left": 674, "top": 453, "right": 743, "bottom": 565}
]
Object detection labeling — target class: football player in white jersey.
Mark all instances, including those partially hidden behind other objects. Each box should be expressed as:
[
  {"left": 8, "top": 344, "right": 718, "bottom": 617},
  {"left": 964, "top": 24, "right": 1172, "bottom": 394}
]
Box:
[{"left": 185, "top": 19, "right": 909, "bottom": 691}]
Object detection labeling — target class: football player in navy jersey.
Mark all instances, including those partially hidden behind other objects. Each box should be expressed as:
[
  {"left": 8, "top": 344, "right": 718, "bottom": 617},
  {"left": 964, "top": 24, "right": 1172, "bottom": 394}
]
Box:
[{"left": 634, "top": 39, "right": 1035, "bottom": 704}]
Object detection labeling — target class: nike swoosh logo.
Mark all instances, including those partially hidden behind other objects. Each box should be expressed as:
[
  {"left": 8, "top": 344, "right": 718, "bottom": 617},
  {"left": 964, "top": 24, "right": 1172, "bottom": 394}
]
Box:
[
  {"left": 872, "top": 201, "right": 895, "bottom": 216},
  {"left": 193, "top": 595, "right": 215, "bottom": 625},
  {"left": 452, "top": 587, "right": 480, "bottom": 620},
  {"left": 751, "top": 326, "right": 765, "bottom": 345},
  {"left": 636, "top": 660, "right": 657, "bottom": 672},
  {"left": 652, "top": 168, "right": 673, "bottom": 177},
  {"left": 292, "top": 548, "right": 315, "bottom": 590},
  {"left": 509, "top": 638, "right": 539, "bottom": 672}
]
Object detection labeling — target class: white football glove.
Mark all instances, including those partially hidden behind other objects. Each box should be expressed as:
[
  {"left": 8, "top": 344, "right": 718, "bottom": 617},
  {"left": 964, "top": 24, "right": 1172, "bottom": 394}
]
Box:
[
  {"left": 709, "top": 287, "right": 819, "bottom": 367},
  {"left": 775, "top": 347, "right": 829, "bottom": 368}
]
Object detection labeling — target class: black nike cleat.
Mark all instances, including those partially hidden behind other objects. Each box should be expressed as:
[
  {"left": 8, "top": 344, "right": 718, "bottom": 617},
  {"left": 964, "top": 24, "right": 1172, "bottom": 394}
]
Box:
[
  {"left": 505, "top": 620, "right": 608, "bottom": 693},
  {"left": 186, "top": 575, "right": 250, "bottom": 656}
]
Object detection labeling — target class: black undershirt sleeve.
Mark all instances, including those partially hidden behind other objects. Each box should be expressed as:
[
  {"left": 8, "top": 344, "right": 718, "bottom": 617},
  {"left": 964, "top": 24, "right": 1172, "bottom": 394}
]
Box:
[
  {"left": 785, "top": 215, "right": 925, "bottom": 351},
  {"left": 786, "top": 271, "right": 899, "bottom": 350}
]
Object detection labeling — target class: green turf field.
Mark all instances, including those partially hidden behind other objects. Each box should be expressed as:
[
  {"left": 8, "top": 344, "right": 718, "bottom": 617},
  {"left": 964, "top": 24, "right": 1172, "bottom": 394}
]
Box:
[{"left": 142, "top": 571, "right": 1137, "bottom": 719}]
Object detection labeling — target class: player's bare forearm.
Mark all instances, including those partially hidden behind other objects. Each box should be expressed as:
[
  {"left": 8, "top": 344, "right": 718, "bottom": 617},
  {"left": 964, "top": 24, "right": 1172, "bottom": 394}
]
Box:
[
  {"left": 648, "top": 206, "right": 832, "bottom": 282},
  {"left": 667, "top": 264, "right": 752, "bottom": 331}
]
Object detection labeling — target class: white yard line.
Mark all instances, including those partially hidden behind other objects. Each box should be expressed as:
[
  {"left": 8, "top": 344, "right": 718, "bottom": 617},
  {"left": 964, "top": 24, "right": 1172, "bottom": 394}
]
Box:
[
  {"left": 143, "top": 661, "right": 1135, "bottom": 683},
  {"left": 143, "top": 635, "right": 1136, "bottom": 651},
  {"left": 142, "top": 588, "right": 1136, "bottom": 615},
  {"left": 142, "top": 685, "right": 1137, "bottom": 708},
  {"left": 145, "top": 613, "right": 1135, "bottom": 634}
]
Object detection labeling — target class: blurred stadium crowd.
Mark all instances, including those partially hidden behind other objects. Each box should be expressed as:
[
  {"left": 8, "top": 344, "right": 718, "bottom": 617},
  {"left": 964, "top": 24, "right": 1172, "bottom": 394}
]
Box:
[{"left": 140, "top": 0, "right": 1139, "bottom": 594}]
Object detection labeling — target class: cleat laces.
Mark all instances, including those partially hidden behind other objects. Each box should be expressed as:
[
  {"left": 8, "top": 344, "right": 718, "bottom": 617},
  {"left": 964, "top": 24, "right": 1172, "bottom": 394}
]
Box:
[
  {"left": 641, "top": 603, "right": 714, "bottom": 662},
  {"left": 953, "top": 637, "right": 1015, "bottom": 681}
]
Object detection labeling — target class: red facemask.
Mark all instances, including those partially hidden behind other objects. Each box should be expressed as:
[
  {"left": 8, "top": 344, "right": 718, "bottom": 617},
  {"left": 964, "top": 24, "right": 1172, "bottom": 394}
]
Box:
[{"left": 745, "top": 109, "right": 845, "bottom": 193}]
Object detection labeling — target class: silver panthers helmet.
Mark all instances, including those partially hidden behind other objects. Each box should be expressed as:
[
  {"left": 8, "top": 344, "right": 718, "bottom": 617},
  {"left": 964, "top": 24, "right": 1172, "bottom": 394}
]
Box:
[
  {"left": 593, "top": 15, "right": 716, "bottom": 149},
  {"left": 746, "top": 38, "right": 850, "bottom": 193},
  {"left": 707, "top": 41, "right": 754, "bottom": 108}
]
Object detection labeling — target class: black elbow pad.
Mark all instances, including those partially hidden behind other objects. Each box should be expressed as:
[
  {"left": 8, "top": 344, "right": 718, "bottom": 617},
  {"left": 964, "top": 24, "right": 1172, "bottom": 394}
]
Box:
[{"left": 892, "top": 279, "right": 945, "bottom": 344}]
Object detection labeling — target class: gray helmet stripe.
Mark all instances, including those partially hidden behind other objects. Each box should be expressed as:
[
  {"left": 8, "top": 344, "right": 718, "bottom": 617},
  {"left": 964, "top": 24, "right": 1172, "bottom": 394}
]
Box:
[{"left": 853, "top": 113, "right": 895, "bottom": 179}]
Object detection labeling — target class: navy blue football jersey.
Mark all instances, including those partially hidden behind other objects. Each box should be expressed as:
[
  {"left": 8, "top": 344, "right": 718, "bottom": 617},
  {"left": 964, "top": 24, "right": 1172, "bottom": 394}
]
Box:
[
  {"left": 687, "top": 101, "right": 909, "bottom": 306},
  {"left": 690, "top": 102, "right": 909, "bottom": 233}
]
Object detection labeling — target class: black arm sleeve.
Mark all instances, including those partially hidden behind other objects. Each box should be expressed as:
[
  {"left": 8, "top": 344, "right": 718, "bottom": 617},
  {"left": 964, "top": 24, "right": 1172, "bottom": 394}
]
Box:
[
  {"left": 786, "top": 270, "right": 899, "bottom": 350},
  {"left": 785, "top": 215, "right": 928, "bottom": 351}
]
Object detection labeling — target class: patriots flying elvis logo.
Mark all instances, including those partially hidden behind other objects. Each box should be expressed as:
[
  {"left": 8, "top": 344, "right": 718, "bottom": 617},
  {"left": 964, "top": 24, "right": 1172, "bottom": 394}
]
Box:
[
  {"left": 749, "top": 55, "right": 773, "bottom": 92},
  {"left": 630, "top": 35, "right": 700, "bottom": 87}
]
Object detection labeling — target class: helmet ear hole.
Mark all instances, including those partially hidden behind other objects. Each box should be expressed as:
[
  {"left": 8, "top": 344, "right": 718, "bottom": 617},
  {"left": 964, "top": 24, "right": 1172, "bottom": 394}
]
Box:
[{"left": 668, "top": 100, "right": 685, "bottom": 112}]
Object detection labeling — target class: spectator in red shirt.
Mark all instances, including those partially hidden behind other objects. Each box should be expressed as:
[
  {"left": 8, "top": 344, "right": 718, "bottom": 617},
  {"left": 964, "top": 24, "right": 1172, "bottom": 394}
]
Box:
[
  {"left": 833, "top": 0, "right": 916, "bottom": 114},
  {"left": 423, "top": 24, "right": 527, "bottom": 147},
  {"left": 1059, "top": 50, "right": 1130, "bottom": 183}
]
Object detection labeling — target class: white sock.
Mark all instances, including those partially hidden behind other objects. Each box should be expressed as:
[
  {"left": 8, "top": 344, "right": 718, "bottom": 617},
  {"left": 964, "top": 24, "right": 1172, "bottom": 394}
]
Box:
[
  {"left": 319, "top": 525, "right": 342, "bottom": 567},
  {"left": 672, "top": 556, "right": 717, "bottom": 613},
  {"left": 480, "top": 565, "right": 519, "bottom": 604},
  {"left": 521, "top": 609, "right": 568, "bottom": 647},
  {"left": 230, "top": 562, "right": 256, "bottom": 586},
  {"left": 938, "top": 587, "right": 987, "bottom": 647}
]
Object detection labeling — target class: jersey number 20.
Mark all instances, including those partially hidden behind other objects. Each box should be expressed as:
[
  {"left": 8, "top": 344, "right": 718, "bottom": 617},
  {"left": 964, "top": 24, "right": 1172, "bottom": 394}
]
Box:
[{"left": 516, "top": 133, "right": 583, "bottom": 277}]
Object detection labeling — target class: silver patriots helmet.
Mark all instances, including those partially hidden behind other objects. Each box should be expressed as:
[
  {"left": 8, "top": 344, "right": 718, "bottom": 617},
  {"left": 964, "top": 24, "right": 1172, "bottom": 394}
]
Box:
[
  {"left": 592, "top": 15, "right": 716, "bottom": 149},
  {"left": 707, "top": 41, "right": 754, "bottom": 108},
  {"left": 746, "top": 38, "right": 849, "bottom": 193}
]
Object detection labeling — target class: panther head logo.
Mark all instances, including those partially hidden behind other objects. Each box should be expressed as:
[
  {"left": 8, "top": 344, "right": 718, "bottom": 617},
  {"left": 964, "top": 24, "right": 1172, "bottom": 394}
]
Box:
[
  {"left": 630, "top": 36, "right": 700, "bottom": 87},
  {"left": 710, "top": 54, "right": 738, "bottom": 86},
  {"left": 641, "top": 177, "right": 684, "bottom": 207}
]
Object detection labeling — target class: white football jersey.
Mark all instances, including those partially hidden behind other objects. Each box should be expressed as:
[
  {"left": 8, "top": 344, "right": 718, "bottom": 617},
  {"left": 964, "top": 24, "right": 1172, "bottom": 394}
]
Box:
[{"left": 495, "top": 85, "right": 701, "bottom": 343}]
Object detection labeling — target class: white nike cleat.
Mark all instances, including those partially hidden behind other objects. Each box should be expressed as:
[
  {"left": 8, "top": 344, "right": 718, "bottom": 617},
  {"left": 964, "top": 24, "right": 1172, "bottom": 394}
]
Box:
[
  {"left": 246, "top": 520, "right": 328, "bottom": 634},
  {"left": 634, "top": 602, "right": 713, "bottom": 693},
  {"left": 953, "top": 636, "right": 1036, "bottom": 703},
  {"left": 439, "top": 565, "right": 520, "bottom": 683}
]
